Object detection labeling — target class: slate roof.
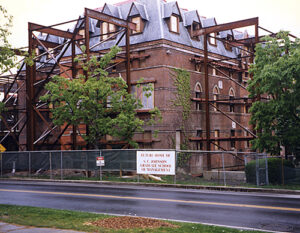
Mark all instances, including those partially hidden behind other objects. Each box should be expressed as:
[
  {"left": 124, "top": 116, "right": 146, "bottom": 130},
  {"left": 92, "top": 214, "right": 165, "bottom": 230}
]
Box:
[
  {"left": 183, "top": 10, "right": 201, "bottom": 27},
  {"left": 39, "top": 0, "right": 249, "bottom": 60}
]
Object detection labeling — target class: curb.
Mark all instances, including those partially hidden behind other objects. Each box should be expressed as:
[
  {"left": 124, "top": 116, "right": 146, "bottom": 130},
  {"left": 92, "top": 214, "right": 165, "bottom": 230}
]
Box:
[{"left": 1, "top": 178, "right": 300, "bottom": 195}]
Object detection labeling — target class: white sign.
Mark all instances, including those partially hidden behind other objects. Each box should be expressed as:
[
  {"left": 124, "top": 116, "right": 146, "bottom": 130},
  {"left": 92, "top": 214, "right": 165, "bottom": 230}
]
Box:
[
  {"left": 232, "top": 121, "right": 236, "bottom": 129},
  {"left": 96, "top": 156, "right": 105, "bottom": 166},
  {"left": 136, "top": 151, "right": 175, "bottom": 175}
]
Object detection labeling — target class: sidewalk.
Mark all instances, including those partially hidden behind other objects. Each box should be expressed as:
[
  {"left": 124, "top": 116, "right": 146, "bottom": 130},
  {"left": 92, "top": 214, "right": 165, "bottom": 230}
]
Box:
[{"left": 0, "top": 222, "right": 86, "bottom": 233}]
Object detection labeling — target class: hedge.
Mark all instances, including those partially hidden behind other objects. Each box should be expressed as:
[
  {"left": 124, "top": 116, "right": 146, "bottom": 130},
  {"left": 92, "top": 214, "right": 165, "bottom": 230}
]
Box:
[{"left": 245, "top": 158, "right": 294, "bottom": 184}]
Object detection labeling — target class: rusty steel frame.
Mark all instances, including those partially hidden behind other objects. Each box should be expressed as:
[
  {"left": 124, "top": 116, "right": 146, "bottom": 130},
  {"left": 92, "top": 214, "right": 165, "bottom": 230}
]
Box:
[
  {"left": 0, "top": 7, "right": 135, "bottom": 151},
  {"left": 197, "top": 17, "right": 259, "bottom": 170},
  {"left": 1, "top": 9, "right": 296, "bottom": 160}
]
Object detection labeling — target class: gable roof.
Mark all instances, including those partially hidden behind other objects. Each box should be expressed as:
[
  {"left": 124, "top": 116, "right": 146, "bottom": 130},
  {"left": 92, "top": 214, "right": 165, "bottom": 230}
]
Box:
[
  {"left": 127, "top": 2, "right": 149, "bottom": 20},
  {"left": 102, "top": 3, "right": 121, "bottom": 18},
  {"left": 183, "top": 10, "right": 201, "bottom": 27},
  {"left": 163, "top": 1, "right": 182, "bottom": 21},
  {"left": 60, "top": 0, "right": 246, "bottom": 59},
  {"left": 201, "top": 17, "right": 217, "bottom": 28}
]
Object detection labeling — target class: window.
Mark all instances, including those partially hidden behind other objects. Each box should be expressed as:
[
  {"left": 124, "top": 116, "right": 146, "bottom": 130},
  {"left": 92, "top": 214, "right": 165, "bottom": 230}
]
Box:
[
  {"left": 209, "top": 33, "right": 217, "bottom": 46},
  {"left": 245, "top": 131, "right": 250, "bottom": 148},
  {"left": 101, "top": 22, "right": 117, "bottom": 40},
  {"left": 212, "top": 68, "right": 217, "bottom": 76},
  {"left": 169, "top": 15, "right": 179, "bottom": 33},
  {"left": 190, "top": 22, "right": 200, "bottom": 40},
  {"left": 195, "top": 63, "right": 202, "bottom": 72},
  {"left": 230, "top": 129, "right": 236, "bottom": 148},
  {"left": 229, "top": 88, "right": 235, "bottom": 112},
  {"left": 196, "top": 130, "right": 203, "bottom": 150},
  {"left": 196, "top": 141, "right": 203, "bottom": 150},
  {"left": 224, "top": 41, "right": 232, "bottom": 51},
  {"left": 224, "top": 35, "right": 233, "bottom": 51},
  {"left": 213, "top": 86, "right": 219, "bottom": 112},
  {"left": 131, "top": 83, "right": 154, "bottom": 110},
  {"left": 196, "top": 129, "right": 202, "bottom": 137},
  {"left": 78, "top": 29, "right": 85, "bottom": 37},
  {"left": 195, "top": 83, "right": 202, "bottom": 111},
  {"left": 47, "top": 49, "right": 54, "bottom": 59},
  {"left": 131, "top": 16, "right": 144, "bottom": 34},
  {"left": 238, "top": 72, "right": 243, "bottom": 83}
]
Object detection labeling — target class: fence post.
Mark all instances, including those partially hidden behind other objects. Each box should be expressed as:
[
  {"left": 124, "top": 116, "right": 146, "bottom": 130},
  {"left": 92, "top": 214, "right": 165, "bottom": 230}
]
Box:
[
  {"left": 28, "top": 152, "right": 31, "bottom": 178},
  {"left": 174, "top": 151, "right": 177, "bottom": 184},
  {"left": 99, "top": 150, "right": 102, "bottom": 181},
  {"left": 60, "top": 151, "right": 63, "bottom": 180},
  {"left": 222, "top": 152, "right": 226, "bottom": 186},
  {"left": 256, "top": 154, "right": 259, "bottom": 186},
  {"left": 265, "top": 154, "right": 269, "bottom": 185},
  {"left": 0, "top": 152, "right": 2, "bottom": 178},
  {"left": 49, "top": 152, "right": 52, "bottom": 179},
  {"left": 244, "top": 154, "right": 247, "bottom": 166},
  {"left": 86, "top": 152, "right": 88, "bottom": 178}
]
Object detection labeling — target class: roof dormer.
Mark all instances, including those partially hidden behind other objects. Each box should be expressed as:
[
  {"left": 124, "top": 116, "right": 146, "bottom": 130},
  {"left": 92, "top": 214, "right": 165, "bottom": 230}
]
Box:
[
  {"left": 163, "top": 1, "right": 183, "bottom": 34},
  {"left": 99, "top": 4, "right": 121, "bottom": 41},
  {"left": 201, "top": 17, "right": 218, "bottom": 46},
  {"left": 102, "top": 3, "right": 121, "bottom": 18},
  {"left": 127, "top": 2, "right": 149, "bottom": 35},
  {"left": 184, "top": 10, "right": 202, "bottom": 40}
]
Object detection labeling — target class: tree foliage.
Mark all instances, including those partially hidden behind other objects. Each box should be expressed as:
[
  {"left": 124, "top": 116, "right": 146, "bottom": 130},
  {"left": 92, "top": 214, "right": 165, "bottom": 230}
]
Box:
[
  {"left": 248, "top": 31, "right": 300, "bottom": 159},
  {"left": 0, "top": 5, "right": 15, "bottom": 73},
  {"left": 41, "top": 46, "right": 160, "bottom": 149}
]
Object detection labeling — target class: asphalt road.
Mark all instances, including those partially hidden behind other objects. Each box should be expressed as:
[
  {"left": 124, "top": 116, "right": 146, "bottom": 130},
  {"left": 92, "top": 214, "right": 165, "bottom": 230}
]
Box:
[{"left": 0, "top": 180, "right": 299, "bottom": 232}]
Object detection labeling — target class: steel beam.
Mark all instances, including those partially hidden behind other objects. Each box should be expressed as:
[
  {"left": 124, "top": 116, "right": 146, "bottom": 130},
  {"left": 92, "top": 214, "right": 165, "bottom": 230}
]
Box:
[
  {"left": 29, "top": 22, "right": 83, "bottom": 40},
  {"left": 26, "top": 26, "right": 35, "bottom": 151},
  {"left": 204, "top": 34, "right": 211, "bottom": 170},
  {"left": 193, "top": 17, "right": 258, "bottom": 37},
  {"left": 85, "top": 8, "right": 136, "bottom": 30},
  {"left": 126, "top": 27, "right": 131, "bottom": 93}
]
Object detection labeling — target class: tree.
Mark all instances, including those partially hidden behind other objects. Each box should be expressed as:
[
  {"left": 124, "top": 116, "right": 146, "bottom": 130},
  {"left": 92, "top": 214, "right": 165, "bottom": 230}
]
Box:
[
  {"left": 0, "top": 5, "right": 15, "bottom": 74},
  {"left": 248, "top": 31, "right": 300, "bottom": 160},
  {"left": 41, "top": 46, "right": 160, "bottom": 149}
]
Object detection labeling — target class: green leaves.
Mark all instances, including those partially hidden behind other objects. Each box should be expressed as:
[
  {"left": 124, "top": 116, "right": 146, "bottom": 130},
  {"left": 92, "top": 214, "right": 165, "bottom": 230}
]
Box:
[
  {"left": 171, "top": 68, "right": 191, "bottom": 122},
  {"left": 41, "top": 46, "right": 159, "bottom": 149},
  {"left": 0, "top": 5, "right": 16, "bottom": 74},
  {"left": 248, "top": 31, "right": 300, "bottom": 159}
]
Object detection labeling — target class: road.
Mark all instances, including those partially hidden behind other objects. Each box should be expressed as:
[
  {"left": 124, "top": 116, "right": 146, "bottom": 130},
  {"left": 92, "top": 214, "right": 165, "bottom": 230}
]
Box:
[{"left": 0, "top": 180, "right": 299, "bottom": 232}]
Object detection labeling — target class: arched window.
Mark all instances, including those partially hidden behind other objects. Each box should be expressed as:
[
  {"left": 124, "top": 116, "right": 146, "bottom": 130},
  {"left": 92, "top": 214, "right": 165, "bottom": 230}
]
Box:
[
  {"left": 229, "top": 87, "right": 235, "bottom": 112},
  {"left": 195, "top": 83, "right": 202, "bottom": 111},
  {"left": 213, "top": 85, "right": 220, "bottom": 111}
]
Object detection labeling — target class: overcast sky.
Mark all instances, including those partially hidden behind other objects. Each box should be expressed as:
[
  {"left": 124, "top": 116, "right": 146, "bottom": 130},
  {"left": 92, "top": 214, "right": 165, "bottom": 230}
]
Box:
[{"left": 2, "top": 0, "right": 300, "bottom": 48}]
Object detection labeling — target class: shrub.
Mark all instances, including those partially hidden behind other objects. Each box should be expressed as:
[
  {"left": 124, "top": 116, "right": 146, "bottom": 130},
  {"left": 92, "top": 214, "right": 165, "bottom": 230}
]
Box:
[{"left": 245, "top": 158, "right": 294, "bottom": 184}]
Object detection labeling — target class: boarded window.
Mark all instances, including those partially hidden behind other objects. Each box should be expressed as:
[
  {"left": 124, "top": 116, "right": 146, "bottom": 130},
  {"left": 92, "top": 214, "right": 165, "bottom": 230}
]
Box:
[
  {"left": 131, "top": 16, "right": 143, "bottom": 34},
  {"left": 131, "top": 83, "right": 154, "bottom": 110}
]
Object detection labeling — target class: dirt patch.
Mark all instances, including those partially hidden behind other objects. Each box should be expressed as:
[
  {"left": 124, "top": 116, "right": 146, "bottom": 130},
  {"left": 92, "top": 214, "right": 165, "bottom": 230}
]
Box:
[{"left": 85, "top": 216, "right": 178, "bottom": 230}]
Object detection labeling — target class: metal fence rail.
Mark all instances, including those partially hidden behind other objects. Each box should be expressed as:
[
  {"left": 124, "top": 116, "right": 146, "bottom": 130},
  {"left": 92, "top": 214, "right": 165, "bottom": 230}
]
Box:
[{"left": 1, "top": 149, "right": 298, "bottom": 186}]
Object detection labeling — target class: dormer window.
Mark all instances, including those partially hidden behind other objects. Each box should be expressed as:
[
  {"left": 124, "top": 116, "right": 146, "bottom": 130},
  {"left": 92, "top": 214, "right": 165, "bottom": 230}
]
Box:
[
  {"left": 169, "top": 14, "right": 179, "bottom": 33},
  {"left": 101, "top": 22, "right": 117, "bottom": 41},
  {"left": 209, "top": 32, "right": 217, "bottom": 46},
  {"left": 225, "top": 35, "right": 233, "bottom": 51},
  {"left": 130, "top": 16, "right": 144, "bottom": 34},
  {"left": 78, "top": 29, "right": 85, "bottom": 37}
]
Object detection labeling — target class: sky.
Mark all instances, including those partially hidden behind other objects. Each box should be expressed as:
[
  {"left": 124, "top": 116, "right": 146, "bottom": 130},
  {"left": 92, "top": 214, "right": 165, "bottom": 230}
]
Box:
[{"left": 1, "top": 0, "right": 300, "bottom": 48}]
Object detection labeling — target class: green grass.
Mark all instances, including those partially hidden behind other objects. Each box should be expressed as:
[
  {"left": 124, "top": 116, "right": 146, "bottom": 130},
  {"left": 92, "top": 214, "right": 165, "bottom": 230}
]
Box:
[
  {"left": 5, "top": 172, "right": 300, "bottom": 190},
  {"left": 0, "top": 204, "right": 266, "bottom": 233}
]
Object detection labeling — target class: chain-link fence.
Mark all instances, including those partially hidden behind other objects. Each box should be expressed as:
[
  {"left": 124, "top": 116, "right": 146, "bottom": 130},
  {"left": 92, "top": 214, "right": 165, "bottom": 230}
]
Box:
[{"left": 1, "top": 150, "right": 299, "bottom": 186}]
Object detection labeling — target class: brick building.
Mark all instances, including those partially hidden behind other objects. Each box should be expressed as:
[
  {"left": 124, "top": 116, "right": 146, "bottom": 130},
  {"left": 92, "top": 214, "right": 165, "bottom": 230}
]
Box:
[{"left": 0, "top": 0, "right": 261, "bottom": 170}]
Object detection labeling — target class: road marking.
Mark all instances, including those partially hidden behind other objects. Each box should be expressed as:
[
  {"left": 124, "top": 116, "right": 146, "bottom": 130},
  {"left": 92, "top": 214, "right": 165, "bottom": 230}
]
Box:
[{"left": 0, "top": 188, "right": 300, "bottom": 212}]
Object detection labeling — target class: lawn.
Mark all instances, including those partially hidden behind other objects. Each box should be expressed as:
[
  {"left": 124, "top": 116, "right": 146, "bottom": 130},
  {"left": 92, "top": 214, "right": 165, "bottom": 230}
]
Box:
[{"left": 0, "top": 204, "right": 266, "bottom": 233}]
